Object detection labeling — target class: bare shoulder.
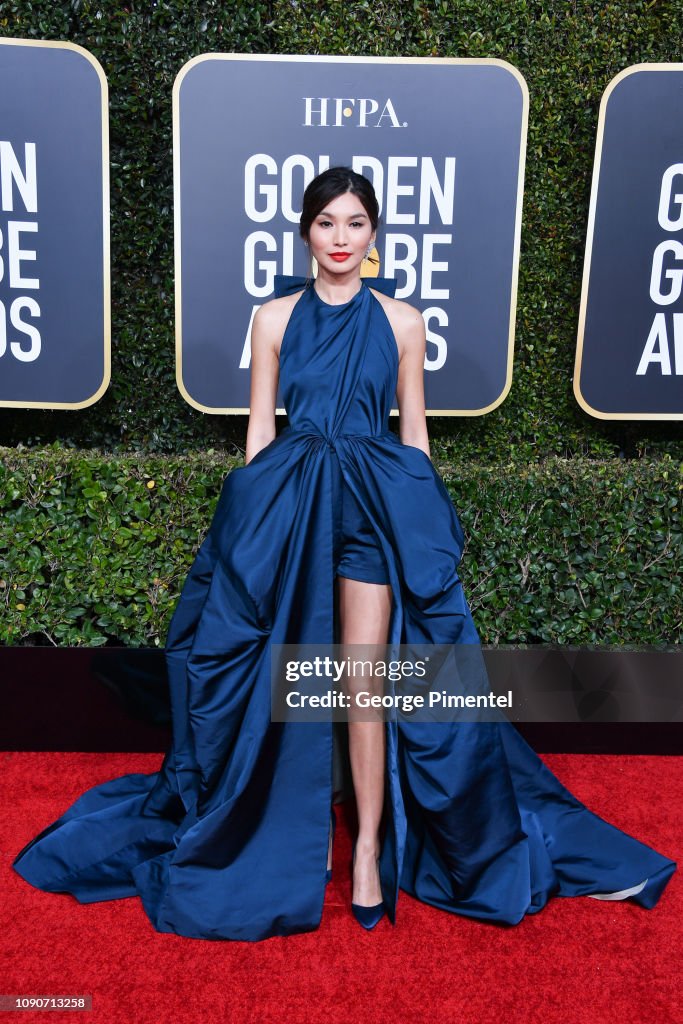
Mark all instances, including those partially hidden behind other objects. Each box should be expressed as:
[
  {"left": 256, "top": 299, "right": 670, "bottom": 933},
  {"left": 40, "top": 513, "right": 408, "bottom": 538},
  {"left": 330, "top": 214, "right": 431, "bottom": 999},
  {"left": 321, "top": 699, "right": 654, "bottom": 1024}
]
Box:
[
  {"left": 367, "top": 288, "right": 424, "bottom": 360},
  {"left": 252, "top": 289, "right": 307, "bottom": 358}
]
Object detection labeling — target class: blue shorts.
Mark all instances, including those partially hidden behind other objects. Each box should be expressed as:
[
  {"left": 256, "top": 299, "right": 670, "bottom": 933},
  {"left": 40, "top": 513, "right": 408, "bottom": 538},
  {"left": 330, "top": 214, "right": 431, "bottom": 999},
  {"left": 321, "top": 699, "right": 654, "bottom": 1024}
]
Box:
[{"left": 330, "top": 452, "right": 390, "bottom": 586}]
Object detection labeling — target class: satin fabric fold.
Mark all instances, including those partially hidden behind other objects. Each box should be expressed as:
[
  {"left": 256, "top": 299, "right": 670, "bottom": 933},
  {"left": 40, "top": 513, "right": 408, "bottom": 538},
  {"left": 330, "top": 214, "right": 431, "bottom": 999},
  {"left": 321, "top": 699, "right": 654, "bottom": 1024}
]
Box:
[{"left": 13, "top": 275, "right": 676, "bottom": 940}]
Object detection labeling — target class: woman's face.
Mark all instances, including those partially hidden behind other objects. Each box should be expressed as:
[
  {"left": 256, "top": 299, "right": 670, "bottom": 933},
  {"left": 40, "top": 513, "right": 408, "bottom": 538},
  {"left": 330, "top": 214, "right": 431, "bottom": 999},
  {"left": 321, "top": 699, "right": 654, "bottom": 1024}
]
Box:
[{"left": 306, "top": 190, "right": 375, "bottom": 276}]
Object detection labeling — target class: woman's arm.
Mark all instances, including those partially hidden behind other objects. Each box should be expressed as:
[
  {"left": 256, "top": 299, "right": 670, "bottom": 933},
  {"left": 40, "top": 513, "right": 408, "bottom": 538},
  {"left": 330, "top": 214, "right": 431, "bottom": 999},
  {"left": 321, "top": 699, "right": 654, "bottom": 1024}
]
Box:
[
  {"left": 244, "top": 303, "right": 281, "bottom": 465},
  {"left": 395, "top": 306, "right": 431, "bottom": 460}
]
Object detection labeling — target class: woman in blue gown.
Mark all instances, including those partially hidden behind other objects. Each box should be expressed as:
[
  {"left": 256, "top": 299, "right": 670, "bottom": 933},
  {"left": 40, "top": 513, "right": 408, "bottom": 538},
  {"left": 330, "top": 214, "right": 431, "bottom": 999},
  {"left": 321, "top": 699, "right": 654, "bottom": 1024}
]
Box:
[{"left": 13, "top": 167, "right": 676, "bottom": 941}]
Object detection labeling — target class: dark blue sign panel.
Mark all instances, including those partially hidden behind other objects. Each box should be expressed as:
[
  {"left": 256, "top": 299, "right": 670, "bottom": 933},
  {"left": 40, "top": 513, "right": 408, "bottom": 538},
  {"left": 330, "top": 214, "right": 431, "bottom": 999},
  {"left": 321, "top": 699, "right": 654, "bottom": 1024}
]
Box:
[
  {"left": 575, "top": 65, "right": 683, "bottom": 420},
  {"left": 174, "top": 55, "right": 528, "bottom": 415},
  {"left": 0, "top": 38, "right": 109, "bottom": 409}
]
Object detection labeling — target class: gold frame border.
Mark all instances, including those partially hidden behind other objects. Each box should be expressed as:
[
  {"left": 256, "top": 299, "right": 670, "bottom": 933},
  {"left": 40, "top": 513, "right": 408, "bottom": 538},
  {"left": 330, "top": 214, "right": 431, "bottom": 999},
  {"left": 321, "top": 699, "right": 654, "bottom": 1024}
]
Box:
[
  {"left": 573, "top": 62, "right": 683, "bottom": 421},
  {"left": 0, "top": 37, "right": 110, "bottom": 411},
  {"left": 172, "top": 53, "right": 529, "bottom": 416}
]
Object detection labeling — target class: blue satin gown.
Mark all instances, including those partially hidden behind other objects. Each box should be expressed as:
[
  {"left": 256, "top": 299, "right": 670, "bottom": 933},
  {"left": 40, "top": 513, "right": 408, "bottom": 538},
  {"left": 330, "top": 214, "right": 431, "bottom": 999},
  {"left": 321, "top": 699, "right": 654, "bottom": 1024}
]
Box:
[{"left": 13, "top": 275, "right": 677, "bottom": 940}]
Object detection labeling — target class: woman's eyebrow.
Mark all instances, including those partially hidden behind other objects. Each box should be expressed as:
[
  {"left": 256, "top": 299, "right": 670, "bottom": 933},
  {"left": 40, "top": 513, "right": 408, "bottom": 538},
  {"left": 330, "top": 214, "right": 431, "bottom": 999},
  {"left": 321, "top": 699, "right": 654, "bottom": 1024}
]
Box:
[{"left": 318, "top": 210, "right": 368, "bottom": 218}]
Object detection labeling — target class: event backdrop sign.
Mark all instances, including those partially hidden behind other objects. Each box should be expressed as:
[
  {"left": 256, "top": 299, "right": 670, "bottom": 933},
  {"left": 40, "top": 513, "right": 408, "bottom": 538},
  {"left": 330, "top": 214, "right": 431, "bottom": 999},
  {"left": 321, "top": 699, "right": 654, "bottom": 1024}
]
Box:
[
  {"left": 575, "top": 64, "right": 683, "bottom": 420},
  {"left": 174, "top": 54, "right": 528, "bottom": 415},
  {"left": 0, "top": 38, "right": 109, "bottom": 410}
]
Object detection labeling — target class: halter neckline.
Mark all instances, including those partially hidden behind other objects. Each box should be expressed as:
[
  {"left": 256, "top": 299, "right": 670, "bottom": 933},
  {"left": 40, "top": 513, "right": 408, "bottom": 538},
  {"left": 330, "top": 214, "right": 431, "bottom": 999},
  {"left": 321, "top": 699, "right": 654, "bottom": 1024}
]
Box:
[
  {"left": 311, "top": 282, "right": 364, "bottom": 308},
  {"left": 272, "top": 273, "right": 398, "bottom": 301}
]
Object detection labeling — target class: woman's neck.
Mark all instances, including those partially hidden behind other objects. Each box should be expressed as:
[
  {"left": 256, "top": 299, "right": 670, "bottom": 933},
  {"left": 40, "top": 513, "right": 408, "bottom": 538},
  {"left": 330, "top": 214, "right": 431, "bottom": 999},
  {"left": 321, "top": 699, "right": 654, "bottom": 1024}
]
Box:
[{"left": 312, "top": 268, "right": 363, "bottom": 305}]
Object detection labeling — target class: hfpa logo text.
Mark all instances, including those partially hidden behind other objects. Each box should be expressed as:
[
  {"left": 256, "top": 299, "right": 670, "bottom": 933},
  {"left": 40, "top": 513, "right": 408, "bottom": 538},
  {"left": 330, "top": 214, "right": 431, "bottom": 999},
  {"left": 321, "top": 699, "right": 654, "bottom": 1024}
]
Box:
[{"left": 303, "top": 98, "right": 407, "bottom": 128}]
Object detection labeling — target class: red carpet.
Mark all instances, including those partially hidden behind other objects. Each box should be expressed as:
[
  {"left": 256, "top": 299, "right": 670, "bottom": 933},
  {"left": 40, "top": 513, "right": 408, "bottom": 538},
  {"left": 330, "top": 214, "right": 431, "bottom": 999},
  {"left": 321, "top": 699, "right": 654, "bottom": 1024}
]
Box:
[{"left": 2, "top": 752, "right": 681, "bottom": 1024}]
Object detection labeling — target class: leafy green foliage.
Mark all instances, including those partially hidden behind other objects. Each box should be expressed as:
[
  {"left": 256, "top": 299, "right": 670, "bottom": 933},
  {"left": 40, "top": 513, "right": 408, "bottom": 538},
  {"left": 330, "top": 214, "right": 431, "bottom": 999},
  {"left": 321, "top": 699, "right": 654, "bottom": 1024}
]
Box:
[
  {"left": 447, "top": 454, "right": 683, "bottom": 644},
  {"left": 1, "top": 447, "right": 680, "bottom": 646},
  {"left": 0, "top": 446, "right": 241, "bottom": 646}
]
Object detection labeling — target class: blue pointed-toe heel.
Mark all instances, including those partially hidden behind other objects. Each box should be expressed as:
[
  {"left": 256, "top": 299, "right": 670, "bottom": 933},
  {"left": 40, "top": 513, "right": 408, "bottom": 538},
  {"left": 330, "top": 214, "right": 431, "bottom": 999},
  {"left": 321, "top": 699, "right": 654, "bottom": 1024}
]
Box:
[
  {"left": 326, "top": 809, "right": 336, "bottom": 885},
  {"left": 350, "top": 841, "right": 385, "bottom": 930},
  {"left": 351, "top": 899, "right": 385, "bottom": 930}
]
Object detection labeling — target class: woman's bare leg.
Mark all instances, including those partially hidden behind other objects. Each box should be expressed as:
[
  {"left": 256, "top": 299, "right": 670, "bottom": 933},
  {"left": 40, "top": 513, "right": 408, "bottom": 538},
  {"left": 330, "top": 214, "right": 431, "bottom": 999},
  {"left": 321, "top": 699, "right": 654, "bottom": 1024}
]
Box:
[{"left": 337, "top": 575, "right": 393, "bottom": 906}]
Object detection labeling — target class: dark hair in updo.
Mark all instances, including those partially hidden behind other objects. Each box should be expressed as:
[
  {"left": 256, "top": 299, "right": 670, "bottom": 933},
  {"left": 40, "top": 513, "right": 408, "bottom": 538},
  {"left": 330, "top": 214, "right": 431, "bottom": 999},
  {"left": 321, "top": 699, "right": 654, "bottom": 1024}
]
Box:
[{"left": 299, "top": 166, "right": 380, "bottom": 247}]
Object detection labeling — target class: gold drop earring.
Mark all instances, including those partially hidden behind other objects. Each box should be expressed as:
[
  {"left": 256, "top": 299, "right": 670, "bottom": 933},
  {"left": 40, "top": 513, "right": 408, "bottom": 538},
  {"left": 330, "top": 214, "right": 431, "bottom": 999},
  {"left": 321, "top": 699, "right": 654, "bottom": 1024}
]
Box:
[
  {"left": 361, "top": 238, "right": 379, "bottom": 278},
  {"left": 304, "top": 239, "right": 318, "bottom": 279}
]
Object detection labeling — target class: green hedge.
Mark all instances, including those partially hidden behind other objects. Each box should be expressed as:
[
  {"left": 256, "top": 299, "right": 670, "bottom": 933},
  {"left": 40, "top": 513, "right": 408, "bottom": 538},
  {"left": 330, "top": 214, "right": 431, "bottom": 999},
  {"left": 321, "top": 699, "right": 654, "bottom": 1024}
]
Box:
[
  {"left": 0, "top": 1, "right": 681, "bottom": 463},
  {"left": 2, "top": 447, "right": 681, "bottom": 647}
]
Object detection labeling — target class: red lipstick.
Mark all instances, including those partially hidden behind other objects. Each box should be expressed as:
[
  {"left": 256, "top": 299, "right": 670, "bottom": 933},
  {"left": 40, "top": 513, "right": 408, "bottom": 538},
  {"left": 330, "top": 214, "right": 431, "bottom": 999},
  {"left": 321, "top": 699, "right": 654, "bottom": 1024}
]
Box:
[{"left": 329, "top": 253, "right": 352, "bottom": 261}]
